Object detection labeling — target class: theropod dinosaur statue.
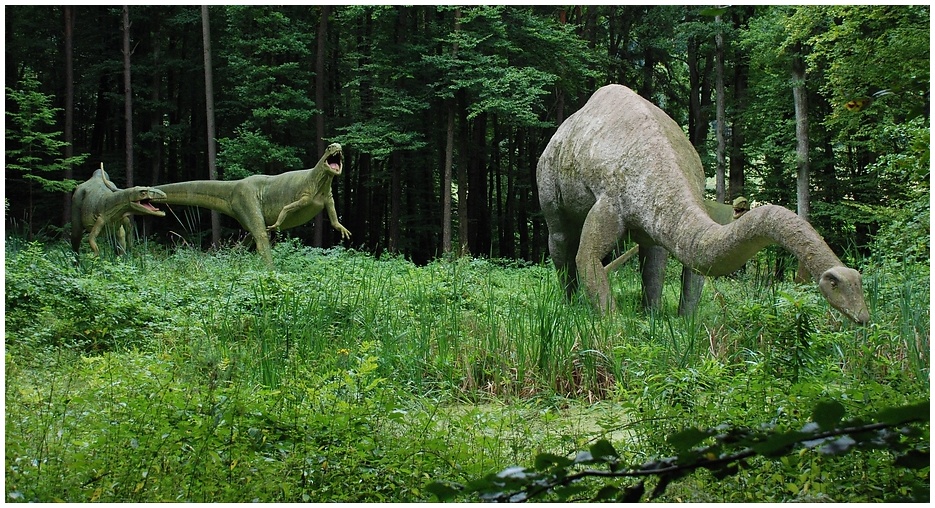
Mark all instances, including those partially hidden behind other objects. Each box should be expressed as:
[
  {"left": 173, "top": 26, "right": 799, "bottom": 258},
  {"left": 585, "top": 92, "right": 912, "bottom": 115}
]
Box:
[
  {"left": 71, "top": 166, "right": 167, "bottom": 256},
  {"left": 156, "top": 142, "right": 350, "bottom": 264},
  {"left": 537, "top": 84, "right": 869, "bottom": 324}
]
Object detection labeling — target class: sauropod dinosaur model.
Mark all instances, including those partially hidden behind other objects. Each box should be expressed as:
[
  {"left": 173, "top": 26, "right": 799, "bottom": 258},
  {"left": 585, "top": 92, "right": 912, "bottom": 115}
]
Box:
[
  {"left": 155, "top": 142, "right": 351, "bottom": 265},
  {"left": 537, "top": 84, "right": 870, "bottom": 324},
  {"left": 71, "top": 165, "right": 167, "bottom": 256}
]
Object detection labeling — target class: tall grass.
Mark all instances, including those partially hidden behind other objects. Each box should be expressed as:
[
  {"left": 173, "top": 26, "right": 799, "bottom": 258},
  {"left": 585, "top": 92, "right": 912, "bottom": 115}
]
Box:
[{"left": 6, "top": 237, "right": 928, "bottom": 398}]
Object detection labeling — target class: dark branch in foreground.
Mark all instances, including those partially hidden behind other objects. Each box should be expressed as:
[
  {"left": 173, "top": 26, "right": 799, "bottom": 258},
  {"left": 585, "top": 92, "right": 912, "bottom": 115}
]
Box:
[{"left": 428, "top": 400, "right": 929, "bottom": 502}]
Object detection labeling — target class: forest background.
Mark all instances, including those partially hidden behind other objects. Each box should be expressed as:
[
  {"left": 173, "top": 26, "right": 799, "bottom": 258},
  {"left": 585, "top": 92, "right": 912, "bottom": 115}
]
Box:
[
  {"left": 5, "top": 5, "right": 930, "bottom": 266},
  {"left": 4, "top": 5, "right": 931, "bottom": 502}
]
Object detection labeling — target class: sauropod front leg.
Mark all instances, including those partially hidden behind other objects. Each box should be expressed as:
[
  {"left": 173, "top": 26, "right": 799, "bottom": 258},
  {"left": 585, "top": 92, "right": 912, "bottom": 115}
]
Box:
[{"left": 576, "top": 197, "right": 624, "bottom": 314}]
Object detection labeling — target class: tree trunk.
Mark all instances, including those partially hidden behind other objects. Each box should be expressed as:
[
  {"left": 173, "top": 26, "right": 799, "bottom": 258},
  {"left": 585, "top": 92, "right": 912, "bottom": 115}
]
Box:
[
  {"left": 729, "top": 55, "right": 748, "bottom": 201},
  {"left": 457, "top": 91, "right": 469, "bottom": 256},
  {"left": 791, "top": 50, "right": 810, "bottom": 282},
  {"left": 122, "top": 6, "right": 134, "bottom": 188},
  {"left": 149, "top": 11, "right": 163, "bottom": 187},
  {"left": 389, "top": 151, "right": 401, "bottom": 253},
  {"left": 63, "top": 6, "right": 75, "bottom": 225},
  {"left": 313, "top": 5, "right": 330, "bottom": 247},
  {"left": 442, "top": 8, "right": 461, "bottom": 255},
  {"left": 443, "top": 103, "right": 455, "bottom": 255},
  {"left": 467, "top": 111, "right": 489, "bottom": 256},
  {"left": 201, "top": 5, "right": 221, "bottom": 246},
  {"left": 121, "top": 5, "right": 135, "bottom": 249},
  {"left": 714, "top": 13, "right": 726, "bottom": 203}
]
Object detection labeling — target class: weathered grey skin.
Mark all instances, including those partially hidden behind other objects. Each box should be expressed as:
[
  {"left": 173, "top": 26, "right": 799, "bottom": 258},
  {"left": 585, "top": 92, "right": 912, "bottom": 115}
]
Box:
[
  {"left": 604, "top": 199, "right": 737, "bottom": 315},
  {"left": 537, "top": 84, "right": 870, "bottom": 324},
  {"left": 156, "top": 143, "right": 351, "bottom": 265},
  {"left": 604, "top": 199, "right": 734, "bottom": 273},
  {"left": 71, "top": 167, "right": 167, "bottom": 256}
]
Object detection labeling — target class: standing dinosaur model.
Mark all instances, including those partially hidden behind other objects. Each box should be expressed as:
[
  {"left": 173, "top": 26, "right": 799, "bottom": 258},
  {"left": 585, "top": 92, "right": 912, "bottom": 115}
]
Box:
[
  {"left": 537, "top": 84, "right": 870, "bottom": 324},
  {"left": 155, "top": 142, "right": 351, "bottom": 264},
  {"left": 71, "top": 165, "right": 168, "bottom": 256}
]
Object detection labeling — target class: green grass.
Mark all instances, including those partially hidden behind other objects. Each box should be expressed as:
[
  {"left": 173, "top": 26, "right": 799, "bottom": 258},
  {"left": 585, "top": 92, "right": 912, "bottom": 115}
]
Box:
[{"left": 5, "top": 237, "right": 929, "bottom": 501}]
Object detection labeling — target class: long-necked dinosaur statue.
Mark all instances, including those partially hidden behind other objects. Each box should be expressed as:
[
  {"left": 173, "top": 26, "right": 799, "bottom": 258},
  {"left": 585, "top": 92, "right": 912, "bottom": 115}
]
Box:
[
  {"left": 537, "top": 84, "right": 870, "bottom": 324},
  {"left": 155, "top": 142, "right": 351, "bottom": 264},
  {"left": 71, "top": 165, "right": 167, "bottom": 256}
]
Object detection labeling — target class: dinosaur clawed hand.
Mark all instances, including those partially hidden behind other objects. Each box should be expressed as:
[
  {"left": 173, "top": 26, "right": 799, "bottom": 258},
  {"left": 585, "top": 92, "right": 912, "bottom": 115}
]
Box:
[{"left": 334, "top": 224, "right": 351, "bottom": 239}]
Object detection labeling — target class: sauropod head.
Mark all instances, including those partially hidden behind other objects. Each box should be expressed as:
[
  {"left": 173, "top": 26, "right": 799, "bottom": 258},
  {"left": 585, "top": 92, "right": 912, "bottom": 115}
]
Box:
[{"left": 818, "top": 266, "right": 870, "bottom": 324}]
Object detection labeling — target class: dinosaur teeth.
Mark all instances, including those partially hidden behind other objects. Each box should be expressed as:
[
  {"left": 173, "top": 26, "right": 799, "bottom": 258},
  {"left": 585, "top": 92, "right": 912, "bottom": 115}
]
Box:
[{"left": 138, "top": 200, "right": 160, "bottom": 211}]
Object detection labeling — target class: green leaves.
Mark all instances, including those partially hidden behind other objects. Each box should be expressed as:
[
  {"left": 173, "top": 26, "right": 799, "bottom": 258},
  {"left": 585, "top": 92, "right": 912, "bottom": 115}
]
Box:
[
  {"left": 812, "top": 399, "right": 846, "bottom": 430},
  {"left": 5, "top": 71, "right": 87, "bottom": 193},
  {"left": 436, "top": 398, "right": 930, "bottom": 502}
]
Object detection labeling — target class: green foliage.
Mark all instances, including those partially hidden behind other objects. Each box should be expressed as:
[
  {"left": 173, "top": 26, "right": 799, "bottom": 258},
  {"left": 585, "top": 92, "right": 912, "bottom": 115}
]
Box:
[
  {"left": 431, "top": 400, "right": 929, "bottom": 502},
  {"left": 4, "top": 241, "right": 167, "bottom": 356},
  {"left": 5, "top": 70, "right": 87, "bottom": 193},
  {"left": 217, "top": 127, "right": 305, "bottom": 180},
  {"left": 5, "top": 241, "right": 929, "bottom": 501},
  {"left": 215, "top": 6, "right": 318, "bottom": 176}
]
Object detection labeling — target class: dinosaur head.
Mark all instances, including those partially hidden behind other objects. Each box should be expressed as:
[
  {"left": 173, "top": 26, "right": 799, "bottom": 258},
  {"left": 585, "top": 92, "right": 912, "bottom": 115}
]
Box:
[
  {"left": 127, "top": 187, "right": 168, "bottom": 217},
  {"left": 818, "top": 266, "right": 870, "bottom": 324},
  {"left": 321, "top": 143, "right": 344, "bottom": 176}
]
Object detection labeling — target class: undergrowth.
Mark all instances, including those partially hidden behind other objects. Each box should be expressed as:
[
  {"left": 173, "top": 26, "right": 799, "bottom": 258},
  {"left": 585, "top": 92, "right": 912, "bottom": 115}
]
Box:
[{"left": 5, "top": 238, "right": 929, "bottom": 501}]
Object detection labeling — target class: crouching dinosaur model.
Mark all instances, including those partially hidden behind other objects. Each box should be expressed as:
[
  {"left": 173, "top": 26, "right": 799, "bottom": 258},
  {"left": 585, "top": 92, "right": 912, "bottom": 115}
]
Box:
[
  {"left": 537, "top": 84, "right": 870, "bottom": 324},
  {"left": 155, "top": 142, "right": 351, "bottom": 264},
  {"left": 71, "top": 165, "right": 167, "bottom": 256}
]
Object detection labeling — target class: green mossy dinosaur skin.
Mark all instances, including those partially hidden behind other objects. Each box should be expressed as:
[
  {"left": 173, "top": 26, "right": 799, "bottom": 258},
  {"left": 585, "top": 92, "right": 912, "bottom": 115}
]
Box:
[
  {"left": 155, "top": 143, "right": 351, "bottom": 265},
  {"left": 538, "top": 84, "right": 870, "bottom": 324},
  {"left": 71, "top": 168, "right": 168, "bottom": 256}
]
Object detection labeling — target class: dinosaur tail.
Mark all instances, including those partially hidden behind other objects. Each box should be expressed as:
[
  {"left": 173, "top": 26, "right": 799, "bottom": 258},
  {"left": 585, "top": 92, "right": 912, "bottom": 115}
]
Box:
[{"left": 155, "top": 180, "right": 238, "bottom": 217}]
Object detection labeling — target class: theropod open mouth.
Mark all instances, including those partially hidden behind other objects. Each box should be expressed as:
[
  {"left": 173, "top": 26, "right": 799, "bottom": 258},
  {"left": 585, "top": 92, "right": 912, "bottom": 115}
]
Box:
[
  {"left": 327, "top": 151, "right": 343, "bottom": 173},
  {"left": 325, "top": 152, "right": 344, "bottom": 174},
  {"left": 133, "top": 198, "right": 166, "bottom": 216}
]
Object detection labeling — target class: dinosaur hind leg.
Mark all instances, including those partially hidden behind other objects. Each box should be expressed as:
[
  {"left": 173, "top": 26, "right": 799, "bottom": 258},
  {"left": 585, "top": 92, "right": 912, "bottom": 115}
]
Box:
[
  {"left": 678, "top": 267, "right": 705, "bottom": 316},
  {"left": 638, "top": 244, "right": 667, "bottom": 311},
  {"left": 544, "top": 207, "right": 582, "bottom": 300},
  {"left": 235, "top": 209, "right": 274, "bottom": 266}
]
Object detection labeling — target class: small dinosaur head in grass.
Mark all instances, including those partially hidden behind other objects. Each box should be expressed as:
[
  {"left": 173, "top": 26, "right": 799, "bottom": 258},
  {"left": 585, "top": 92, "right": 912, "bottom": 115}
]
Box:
[
  {"left": 127, "top": 187, "right": 167, "bottom": 217},
  {"left": 818, "top": 266, "right": 870, "bottom": 324},
  {"left": 321, "top": 143, "right": 344, "bottom": 176}
]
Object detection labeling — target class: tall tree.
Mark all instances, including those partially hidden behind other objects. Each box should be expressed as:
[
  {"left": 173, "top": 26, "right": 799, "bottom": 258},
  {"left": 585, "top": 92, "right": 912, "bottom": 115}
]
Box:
[
  {"left": 122, "top": 6, "right": 134, "bottom": 187},
  {"left": 442, "top": 8, "right": 461, "bottom": 255},
  {"left": 201, "top": 5, "right": 220, "bottom": 245},
  {"left": 313, "top": 5, "right": 331, "bottom": 247},
  {"left": 6, "top": 71, "right": 87, "bottom": 234},
  {"left": 62, "top": 6, "right": 75, "bottom": 225},
  {"left": 714, "top": 11, "right": 727, "bottom": 203}
]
